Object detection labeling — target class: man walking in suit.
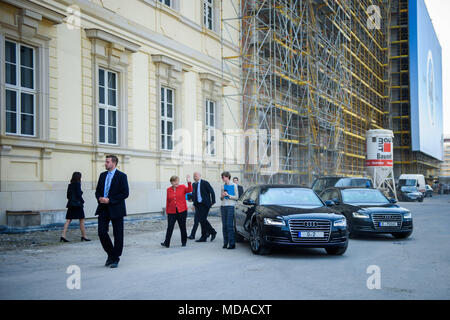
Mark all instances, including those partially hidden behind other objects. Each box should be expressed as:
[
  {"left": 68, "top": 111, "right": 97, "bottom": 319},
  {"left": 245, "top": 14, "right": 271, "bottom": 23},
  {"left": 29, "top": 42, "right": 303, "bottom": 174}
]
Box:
[
  {"left": 191, "top": 172, "right": 217, "bottom": 242},
  {"left": 233, "top": 177, "right": 244, "bottom": 199},
  {"left": 95, "top": 155, "right": 129, "bottom": 268}
]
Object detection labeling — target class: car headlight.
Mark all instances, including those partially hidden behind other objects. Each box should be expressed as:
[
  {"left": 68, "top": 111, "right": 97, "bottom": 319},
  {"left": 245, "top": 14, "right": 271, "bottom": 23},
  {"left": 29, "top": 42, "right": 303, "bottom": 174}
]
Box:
[
  {"left": 352, "top": 211, "right": 370, "bottom": 219},
  {"left": 264, "top": 217, "right": 286, "bottom": 226},
  {"left": 403, "top": 211, "right": 412, "bottom": 219},
  {"left": 334, "top": 219, "right": 347, "bottom": 227}
]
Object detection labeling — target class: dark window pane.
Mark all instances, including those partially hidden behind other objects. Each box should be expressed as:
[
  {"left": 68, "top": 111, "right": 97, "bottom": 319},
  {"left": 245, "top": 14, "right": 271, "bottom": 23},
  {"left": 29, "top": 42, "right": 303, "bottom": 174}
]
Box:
[
  {"left": 161, "top": 134, "right": 165, "bottom": 149},
  {"left": 167, "top": 121, "right": 173, "bottom": 135},
  {"left": 210, "top": 114, "right": 214, "bottom": 127},
  {"left": 167, "top": 104, "right": 173, "bottom": 118},
  {"left": 21, "top": 93, "right": 34, "bottom": 114},
  {"left": 167, "top": 89, "right": 172, "bottom": 104},
  {"left": 108, "top": 127, "right": 116, "bottom": 144},
  {"left": 99, "top": 87, "right": 105, "bottom": 104},
  {"left": 21, "top": 114, "right": 34, "bottom": 135},
  {"left": 5, "top": 41, "right": 16, "bottom": 63},
  {"left": 161, "top": 102, "right": 165, "bottom": 117},
  {"left": 99, "top": 108, "right": 105, "bottom": 125},
  {"left": 20, "top": 46, "right": 33, "bottom": 68},
  {"left": 108, "top": 72, "right": 116, "bottom": 89},
  {"left": 6, "top": 63, "right": 16, "bottom": 85},
  {"left": 161, "top": 120, "right": 165, "bottom": 134},
  {"left": 108, "top": 89, "right": 116, "bottom": 106},
  {"left": 161, "top": 87, "right": 165, "bottom": 103},
  {"left": 167, "top": 135, "right": 173, "bottom": 150},
  {"left": 21, "top": 67, "right": 34, "bottom": 89},
  {"left": 6, "top": 111, "right": 17, "bottom": 133},
  {"left": 6, "top": 90, "right": 17, "bottom": 111},
  {"left": 99, "top": 69, "right": 105, "bottom": 86},
  {"left": 99, "top": 125, "right": 105, "bottom": 143},
  {"left": 108, "top": 110, "right": 116, "bottom": 127}
]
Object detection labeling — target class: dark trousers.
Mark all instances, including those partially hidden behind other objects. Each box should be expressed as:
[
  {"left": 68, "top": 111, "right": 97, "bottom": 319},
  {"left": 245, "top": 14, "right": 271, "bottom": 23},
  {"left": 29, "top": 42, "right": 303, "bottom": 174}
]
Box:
[
  {"left": 196, "top": 203, "right": 216, "bottom": 239},
  {"left": 164, "top": 210, "right": 187, "bottom": 246},
  {"left": 221, "top": 206, "right": 235, "bottom": 246},
  {"left": 189, "top": 207, "right": 200, "bottom": 237},
  {"left": 98, "top": 209, "right": 124, "bottom": 262}
]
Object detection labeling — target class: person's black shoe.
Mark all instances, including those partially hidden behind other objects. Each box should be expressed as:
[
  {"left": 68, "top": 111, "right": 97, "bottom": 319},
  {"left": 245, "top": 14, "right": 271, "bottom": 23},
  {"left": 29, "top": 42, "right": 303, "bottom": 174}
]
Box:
[
  {"left": 182, "top": 243, "right": 186, "bottom": 247},
  {"left": 227, "top": 244, "right": 236, "bottom": 249},
  {"left": 210, "top": 231, "right": 217, "bottom": 242},
  {"left": 60, "top": 237, "right": 69, "bottom": 243},
  {"left": 161, "top": 242, "right": 169, "bottom": 248},
  {"left": 105, "top": 257, "right": 113, "bottom": 267},
  {"left": 188, "top": 235, "right": 195, "bottom": 240},
  {"left": 195, "top": 238, "right": 207, "bottom": 242},
  {"left": 110, "top": 260, "right": 119, "bottom": 268},
  {"left": 81, "top": 237, "right": 91, "bottom": 242},
  {"left": 223, "top": 244, "right": 228, "bottom": 249}
]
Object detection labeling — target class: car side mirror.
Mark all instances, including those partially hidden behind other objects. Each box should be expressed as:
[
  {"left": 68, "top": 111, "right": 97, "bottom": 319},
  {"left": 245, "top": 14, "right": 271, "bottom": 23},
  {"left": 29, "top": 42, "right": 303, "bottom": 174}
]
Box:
[
  {"left": 332, "top": 198, "right": 340, "bottom": 205},
  {"left": 389, "top": 198, "right": 397, "bottom": 204},
  {"left": 325, "top": 200, "right": 335, "bottom": 207},
  {"left": 243, "top": 199, "right": 256, "bottom": 206}
]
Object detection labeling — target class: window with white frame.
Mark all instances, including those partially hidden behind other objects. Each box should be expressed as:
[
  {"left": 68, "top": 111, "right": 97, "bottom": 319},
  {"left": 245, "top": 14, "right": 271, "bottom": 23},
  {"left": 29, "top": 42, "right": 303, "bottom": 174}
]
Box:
[
  {"left": 203, "top": 0, "right": 214, "bottom": 31},
  {"left": 205, "top": 99, "right": 216, "bottom": 156},
  {"left": 158, "top": 0, "right": 171, "bottom": 7},
  {"left": 4, "top": 40, "right": 36, "bottom": 136},
  {"left": 160, "top": 87, "right": 174, "bottom": 151},
  {"left": 98, "top": 68, "right": 118, "bottom": 145}
]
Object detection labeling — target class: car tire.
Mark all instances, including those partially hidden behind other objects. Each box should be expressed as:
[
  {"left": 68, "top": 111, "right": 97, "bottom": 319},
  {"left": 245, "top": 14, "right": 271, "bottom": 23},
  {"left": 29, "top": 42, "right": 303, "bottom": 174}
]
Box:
[
  {"left": 234, "top": 224, "right": 245, "bottom": 243},
  {"left": 391, "top": 232, "right": 412, "bottom": 239},
  {"left": 347, "top": 219, "right": 357, "bottom": 239},
  {"left": 418, "top": 198, "right": 423, "bottom": 202},
  {"left": 325, "top": 245, "right": 347, "bottom": 255},
  {"left": 249, "top": 222, "right": 271, "bottom": 255}
]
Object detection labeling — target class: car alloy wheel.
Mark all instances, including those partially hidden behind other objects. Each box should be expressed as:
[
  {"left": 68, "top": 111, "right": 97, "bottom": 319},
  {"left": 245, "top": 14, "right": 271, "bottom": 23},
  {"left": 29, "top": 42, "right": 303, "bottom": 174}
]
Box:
[
  {"left": 249, "top": 222, "right": 271, "bottom": 255},
  {"left": 250, "top": 223, "right": 261, "bottom": 253}
]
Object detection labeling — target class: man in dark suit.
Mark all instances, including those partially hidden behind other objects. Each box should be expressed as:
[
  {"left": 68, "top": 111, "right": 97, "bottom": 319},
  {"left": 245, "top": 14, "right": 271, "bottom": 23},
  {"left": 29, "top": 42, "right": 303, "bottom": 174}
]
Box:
[
  {"left": 233, "top": 177, "right": 244, "bottom": 199},
  {"left": 191, "top": 172, "right": 217, "bottom": 242},
  {"left": 95, "top": 155, "right": 129, "bottom": 268}
]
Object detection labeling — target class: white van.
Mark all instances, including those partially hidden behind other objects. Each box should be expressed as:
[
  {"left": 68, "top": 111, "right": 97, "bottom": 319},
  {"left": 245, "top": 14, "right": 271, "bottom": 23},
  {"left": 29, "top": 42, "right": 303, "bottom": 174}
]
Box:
[{"left": 398, "top": 174, "right": 426, "bottom": 194}]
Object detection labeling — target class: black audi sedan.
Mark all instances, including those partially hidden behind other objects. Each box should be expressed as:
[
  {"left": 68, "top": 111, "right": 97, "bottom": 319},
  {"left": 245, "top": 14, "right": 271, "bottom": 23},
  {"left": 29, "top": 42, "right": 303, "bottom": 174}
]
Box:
[
  {"left": 234, "top": 185, "right": 348, "bottom": 255},
  {"left": 397, "top": 186, "right": 424, "bottom": 202},
  {"left": 319, "top": 187, "right": 413, "bottom": 239}
]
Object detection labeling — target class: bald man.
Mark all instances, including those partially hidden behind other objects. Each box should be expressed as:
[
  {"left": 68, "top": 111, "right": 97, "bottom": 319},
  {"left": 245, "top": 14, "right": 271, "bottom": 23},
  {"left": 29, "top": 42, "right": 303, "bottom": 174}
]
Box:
[{"left": 190, "top": 172, "right": 217, "bottom": 242}]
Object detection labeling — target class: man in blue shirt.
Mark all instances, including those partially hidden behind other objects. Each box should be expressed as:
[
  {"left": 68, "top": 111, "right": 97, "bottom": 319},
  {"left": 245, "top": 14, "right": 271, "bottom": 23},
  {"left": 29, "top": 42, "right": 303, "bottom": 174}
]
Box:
[{"left": 95, "top": 155, "right": 129, "bottom": 268}]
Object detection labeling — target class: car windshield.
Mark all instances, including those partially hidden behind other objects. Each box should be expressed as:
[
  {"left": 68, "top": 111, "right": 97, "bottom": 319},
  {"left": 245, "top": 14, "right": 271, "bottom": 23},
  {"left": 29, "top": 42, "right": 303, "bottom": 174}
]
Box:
[
  {"left": 341, "top": 189, "right": 389, "bottom": 204},
  {"left": 401, "top": 186, "right": 418, "bottom": 192},
  {"left": 399, "top": 179, "right": 417, "bottom": 187},
  {"left": 335, "top": 178, "right": 373, "bottom": 188},
  {"left": 259, "top": 188, "right": 324, "bottom": 207}
]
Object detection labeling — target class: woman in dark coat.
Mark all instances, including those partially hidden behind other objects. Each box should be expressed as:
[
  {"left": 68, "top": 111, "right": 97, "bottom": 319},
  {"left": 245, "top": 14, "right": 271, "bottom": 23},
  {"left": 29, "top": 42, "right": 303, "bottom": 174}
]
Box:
[{"left": 60, "top": 172, "right": 90, "bottom": 242}]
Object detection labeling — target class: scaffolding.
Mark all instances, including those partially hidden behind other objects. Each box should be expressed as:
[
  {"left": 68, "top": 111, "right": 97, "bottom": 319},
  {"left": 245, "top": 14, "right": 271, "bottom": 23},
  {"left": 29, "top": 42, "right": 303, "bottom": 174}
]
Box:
[{"left": 222, "top": 0, "right": 391, "bottom": 186}]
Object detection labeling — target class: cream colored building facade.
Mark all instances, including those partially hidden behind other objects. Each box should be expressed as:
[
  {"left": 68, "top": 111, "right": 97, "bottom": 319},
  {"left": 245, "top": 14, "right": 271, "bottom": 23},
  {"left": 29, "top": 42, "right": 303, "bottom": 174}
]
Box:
[
  {"left": 0, "top": 0, "right": 242, "bottom": 225},
  {"left": 440, "top": 135, "right": 450, "bottom": 181}
]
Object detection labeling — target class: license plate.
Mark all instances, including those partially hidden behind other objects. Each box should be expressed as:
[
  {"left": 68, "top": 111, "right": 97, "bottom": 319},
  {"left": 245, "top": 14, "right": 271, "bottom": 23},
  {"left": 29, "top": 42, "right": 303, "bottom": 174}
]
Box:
[
  {"left": 379, "top": 221, "right": 398, "bottom": 227},
  {"left": 298, "top": 231, "right": 324, "bottom": 238}
]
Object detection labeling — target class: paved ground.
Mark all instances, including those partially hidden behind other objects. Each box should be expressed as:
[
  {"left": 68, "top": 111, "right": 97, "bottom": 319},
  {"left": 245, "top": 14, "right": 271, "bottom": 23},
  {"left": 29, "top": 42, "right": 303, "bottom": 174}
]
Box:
[{"left": 1, "top": 195, "right": 449, "bottom": 300}]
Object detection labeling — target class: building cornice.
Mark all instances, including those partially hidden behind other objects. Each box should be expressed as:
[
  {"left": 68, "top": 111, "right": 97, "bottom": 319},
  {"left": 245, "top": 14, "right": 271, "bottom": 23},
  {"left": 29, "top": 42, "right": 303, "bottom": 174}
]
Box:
[
  {"left": 3, "top": 0, "right": 66, "bottom": 23},
  {"left": 85, "top": 28, "right": 140, "bottom": 53}
]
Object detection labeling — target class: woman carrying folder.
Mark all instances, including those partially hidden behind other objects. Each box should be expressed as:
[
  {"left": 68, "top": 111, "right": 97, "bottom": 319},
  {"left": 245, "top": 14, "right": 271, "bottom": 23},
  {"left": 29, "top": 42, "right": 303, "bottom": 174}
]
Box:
[{"left": 220, "top": 171, "right": 239, "bottom": 249}]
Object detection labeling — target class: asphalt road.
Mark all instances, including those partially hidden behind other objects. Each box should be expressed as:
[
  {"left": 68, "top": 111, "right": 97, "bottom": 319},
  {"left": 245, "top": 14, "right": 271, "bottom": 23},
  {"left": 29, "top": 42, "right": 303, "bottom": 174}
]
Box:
[{"left": 1, "top": 195, "right": 449, "bottom": 299}]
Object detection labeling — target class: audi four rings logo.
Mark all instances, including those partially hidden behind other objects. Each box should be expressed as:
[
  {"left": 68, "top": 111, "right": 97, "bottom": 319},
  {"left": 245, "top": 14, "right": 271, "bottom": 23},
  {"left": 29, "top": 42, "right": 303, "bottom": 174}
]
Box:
[
  {"left": 305, "top": 221, "right": 318, "bottom": 227},
  {"left": 381, "top": 215, "right": 395, "bottom": 219}
]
